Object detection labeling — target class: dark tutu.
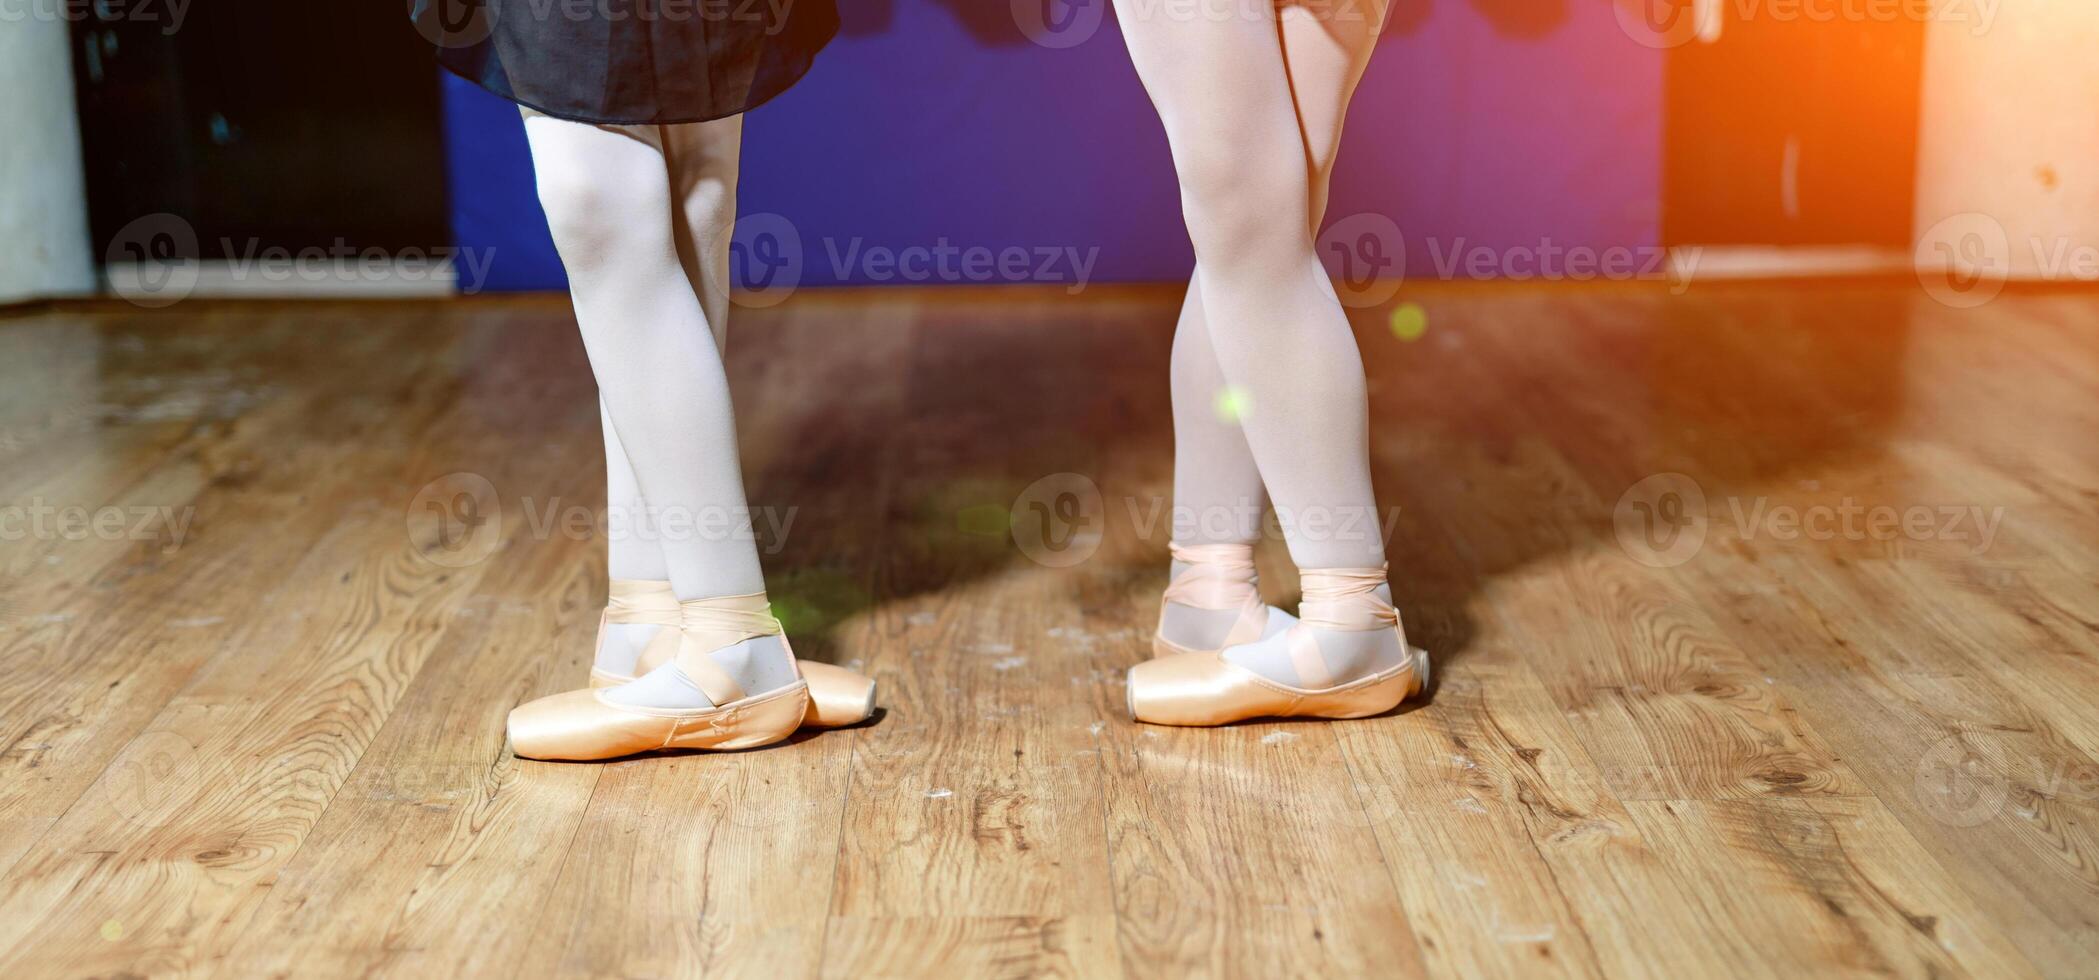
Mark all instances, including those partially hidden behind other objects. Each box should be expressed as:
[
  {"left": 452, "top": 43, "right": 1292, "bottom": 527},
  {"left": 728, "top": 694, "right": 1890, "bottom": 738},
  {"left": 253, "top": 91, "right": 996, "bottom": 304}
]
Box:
[{"left": 412, "top": 0, "right": 837, "bottom": 125}]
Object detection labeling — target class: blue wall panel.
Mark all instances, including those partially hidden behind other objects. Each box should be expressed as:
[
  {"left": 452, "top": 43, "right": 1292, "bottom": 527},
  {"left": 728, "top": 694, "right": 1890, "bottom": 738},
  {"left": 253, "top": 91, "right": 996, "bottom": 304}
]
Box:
[{"left": 443, "top": 0, "right": 1661, "bottom": 290}]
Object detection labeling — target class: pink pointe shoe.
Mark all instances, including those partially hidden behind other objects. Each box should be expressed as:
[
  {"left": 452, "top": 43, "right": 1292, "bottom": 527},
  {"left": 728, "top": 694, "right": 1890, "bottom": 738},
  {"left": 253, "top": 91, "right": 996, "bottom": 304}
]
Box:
[
  {"left": 1130, "top": 565, "right": 1429, "bottom": 726},
  {"left": 586, "top": 579, "right": 876, "bottom": 729}
]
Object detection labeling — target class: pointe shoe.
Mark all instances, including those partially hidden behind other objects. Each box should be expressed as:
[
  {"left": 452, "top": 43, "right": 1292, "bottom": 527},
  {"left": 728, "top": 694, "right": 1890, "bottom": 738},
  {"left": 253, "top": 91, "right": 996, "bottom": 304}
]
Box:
[
  {"left": 1152, "top": 542, "right": 1282, "bottom": 660},
  {"left": 587, "top": 579, "right": 876, "bottom": 728},
  {"left": 509, "top": 592, "right": 811, "bottom": 761},
  {"left": 1129, "top": 565, "right": 1430, "bottom": 727}
]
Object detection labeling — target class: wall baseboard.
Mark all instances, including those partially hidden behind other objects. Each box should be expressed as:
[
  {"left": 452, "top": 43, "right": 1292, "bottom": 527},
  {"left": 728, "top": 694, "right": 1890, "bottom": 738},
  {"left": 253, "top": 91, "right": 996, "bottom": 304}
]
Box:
[
  {"left": 101, "top": 258, "right": 460, "bottom": 303},
  {"left": 1669, "top": 245, "right": 1914, "bottom": 283}
]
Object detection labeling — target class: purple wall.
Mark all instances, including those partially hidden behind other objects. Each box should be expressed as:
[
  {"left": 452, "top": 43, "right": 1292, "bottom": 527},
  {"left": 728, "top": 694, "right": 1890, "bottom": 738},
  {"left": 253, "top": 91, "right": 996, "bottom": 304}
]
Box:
[{"left": 445, "top": 0, "right": 1660, "bottom": 290}]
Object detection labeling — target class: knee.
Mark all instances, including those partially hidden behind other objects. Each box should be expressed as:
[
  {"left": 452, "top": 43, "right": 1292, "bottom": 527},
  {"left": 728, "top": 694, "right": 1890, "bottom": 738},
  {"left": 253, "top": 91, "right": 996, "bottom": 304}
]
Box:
[
  {"left": 678, "top": 175, "right": 737, "bottom": 255},
  {"left": 535, "top": 161, "right": 672, "bottom": 270},
  {"left": 1172, "top": 138, "right": 1312, "bottom": 268}
]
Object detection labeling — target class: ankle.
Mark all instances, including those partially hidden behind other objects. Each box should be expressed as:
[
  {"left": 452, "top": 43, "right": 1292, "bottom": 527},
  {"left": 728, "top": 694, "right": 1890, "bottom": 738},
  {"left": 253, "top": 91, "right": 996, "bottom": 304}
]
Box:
[
  {"left": 1215, "top": 568, "right": 1404, "bottom": 687},
  {"left": 1159, "top": 541, "right": 1270, "bottom": 651},
  {"left": 596, "top": 622, "right": 663, "bottom": 675},
  {"left": 712, "top": 633, "right": 798, "bottom": 693}
]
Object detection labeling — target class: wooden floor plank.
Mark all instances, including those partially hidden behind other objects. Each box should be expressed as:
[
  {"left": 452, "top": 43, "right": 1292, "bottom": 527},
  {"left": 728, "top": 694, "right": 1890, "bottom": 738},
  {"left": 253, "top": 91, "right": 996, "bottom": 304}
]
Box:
[
  {"left": 819, "top": 298, "right": 1126, "bottom": 978},
  {"left": 215, "top": 314, "right": 612, "bottom": 978},
  {"left": 1625, "top": 797, "right": 2041, "bottom": 978},
  {"left": 0, "top": 311, "right": 450, "bottom": 878},
  {"left": 2, "top": 282, "right": 2096, "bottom": 977},
  {"left": 1391, "top": 291, "right": 1865, "bottom": 804},
  {"left": 1464, "top": 284, "right": 2099, "bottom": 974},
  {"left": 524, "top": 298, "right": 909, "bottom": 980},
  {"left": 0, "top": 310, "right": 555, "bottom": 976}
]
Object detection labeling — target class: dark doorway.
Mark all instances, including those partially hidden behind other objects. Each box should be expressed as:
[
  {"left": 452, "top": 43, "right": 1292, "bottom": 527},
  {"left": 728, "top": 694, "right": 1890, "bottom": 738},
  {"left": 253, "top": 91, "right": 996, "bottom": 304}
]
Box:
[
  {"left": 1661, "top": 7, "right": 1928, "bottom": 247},
  {"left": 71, "top": 2, "right": 448, "bottom": 261}
]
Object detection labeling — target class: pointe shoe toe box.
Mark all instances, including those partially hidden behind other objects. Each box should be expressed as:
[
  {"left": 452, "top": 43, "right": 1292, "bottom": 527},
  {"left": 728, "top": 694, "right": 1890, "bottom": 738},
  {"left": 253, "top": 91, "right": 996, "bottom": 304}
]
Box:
[
  {"left": 508, "top": 689, "right": 658, "bottom": 761},
  {"left": 1128, "top": 652, "right": 1272, "bottom": 726},
  {"left": 508, "top": 683, "right": 810, "bottom": 761},
  {"left": 799, "top": 661, "right": 878, "bottom": 728},
  {"left": 1127, "top": 648, "right": 1427, "bottom": 727}
]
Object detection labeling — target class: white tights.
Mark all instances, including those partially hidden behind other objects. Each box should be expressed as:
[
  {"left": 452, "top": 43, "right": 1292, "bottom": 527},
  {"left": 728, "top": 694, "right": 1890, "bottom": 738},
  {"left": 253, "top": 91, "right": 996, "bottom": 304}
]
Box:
[
  {"left": 521, "top": 109, "right": 795, "bottom": 707},
  {"left": 1123, "top": 0, "right": 1406, "bottom": 685}
]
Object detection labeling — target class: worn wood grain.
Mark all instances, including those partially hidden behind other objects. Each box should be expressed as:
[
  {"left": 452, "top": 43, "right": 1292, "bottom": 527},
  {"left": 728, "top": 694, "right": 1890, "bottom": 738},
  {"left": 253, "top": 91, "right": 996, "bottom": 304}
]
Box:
[{"left": 1, "top": 281, "right": 2094, "bottom": 977}]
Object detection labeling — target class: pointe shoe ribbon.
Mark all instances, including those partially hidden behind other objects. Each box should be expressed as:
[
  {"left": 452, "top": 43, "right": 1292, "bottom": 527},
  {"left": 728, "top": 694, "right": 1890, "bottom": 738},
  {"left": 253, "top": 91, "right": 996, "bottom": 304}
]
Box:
[
  {"left": 1286, "top": 566, "right": 1398, "bottom": 689},
  {"left": 666, "top": 592, "right": 784, "bottom": 705},
  {"left": 1153, "top": 542, "right": 1272, "bottom": 659},
  {"left": 587, "top": 579, "right": 683, "bottom": 687},
  {"left": 590, "top": 580, "right": 876, "bottom": 728},
  {"left": 1129, "top": 564, "right": 1428, "bottom": 727}
]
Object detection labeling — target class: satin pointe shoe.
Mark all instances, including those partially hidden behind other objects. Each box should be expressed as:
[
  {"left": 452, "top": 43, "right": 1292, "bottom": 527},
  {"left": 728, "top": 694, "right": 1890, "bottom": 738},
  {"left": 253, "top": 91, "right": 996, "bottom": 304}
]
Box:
[
  {"left": 508, "top": 593, "right": 811, "bottom": 760},
  {"left": 1128, "top": 565, "right": 1430, "bottom": 727},
  {"left": 1152, "top": 542, "right": 1285, "bottom": 660},
  {"left": 587, "top": 579, "right": 877, "bottom": 728}
]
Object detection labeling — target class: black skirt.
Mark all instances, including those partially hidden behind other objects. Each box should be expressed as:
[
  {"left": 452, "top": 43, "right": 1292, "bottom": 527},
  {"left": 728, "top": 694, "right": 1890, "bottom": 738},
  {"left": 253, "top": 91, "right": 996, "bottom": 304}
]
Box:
[{"left": 413, "top": 0, "right": 837, "bottom": 126}]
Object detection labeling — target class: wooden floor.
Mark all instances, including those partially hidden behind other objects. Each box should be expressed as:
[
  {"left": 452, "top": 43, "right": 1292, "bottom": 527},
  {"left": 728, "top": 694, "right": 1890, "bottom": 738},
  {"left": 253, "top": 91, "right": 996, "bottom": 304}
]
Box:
[{"left": 2, "top": 280, "right": 2097, "bottom": 978}]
